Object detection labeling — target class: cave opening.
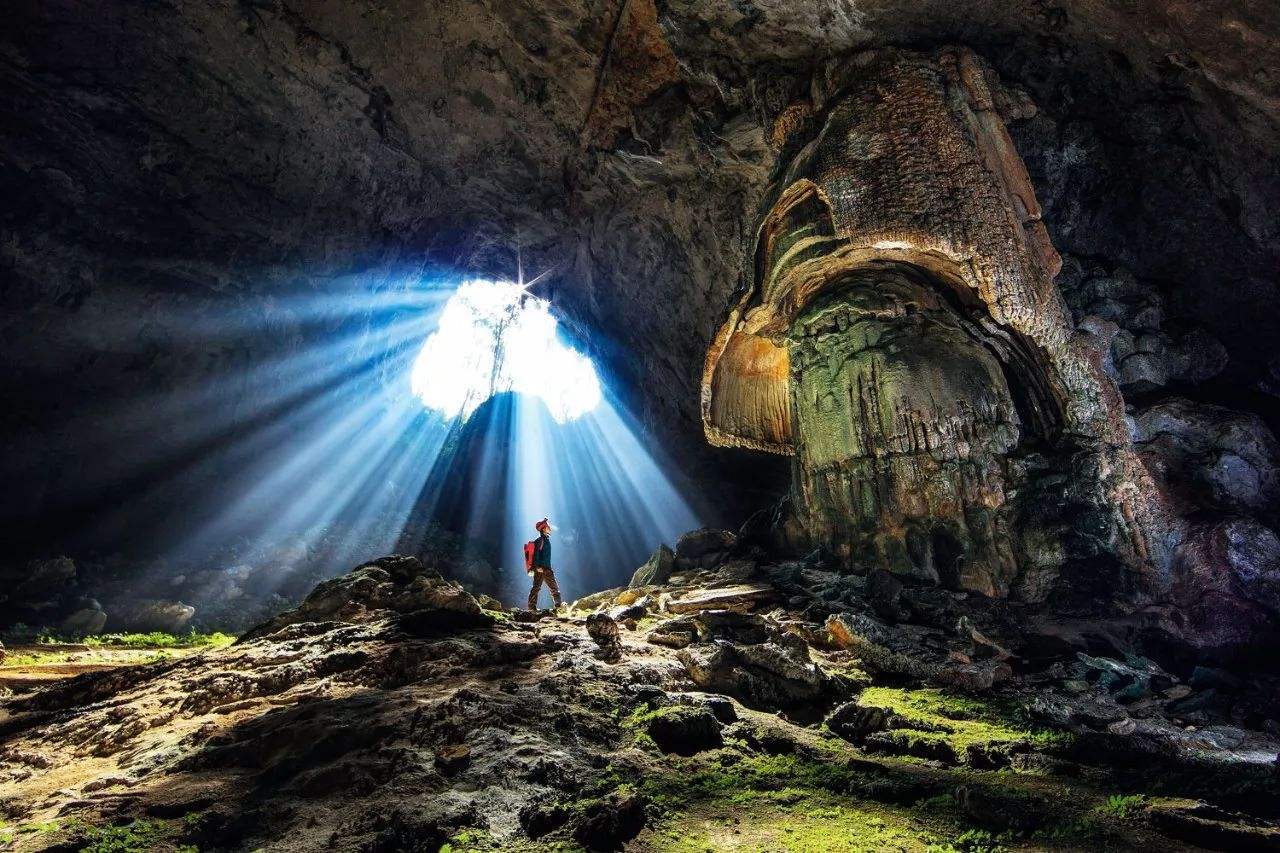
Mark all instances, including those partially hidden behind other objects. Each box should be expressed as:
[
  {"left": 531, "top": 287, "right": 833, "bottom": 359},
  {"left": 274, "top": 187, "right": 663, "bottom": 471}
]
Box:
[
  {"left": 399, "top": 277, "right": 699, "bottom": 605},
  {"left": 409, "top": 279, "right": 602, "bottom": 424}
]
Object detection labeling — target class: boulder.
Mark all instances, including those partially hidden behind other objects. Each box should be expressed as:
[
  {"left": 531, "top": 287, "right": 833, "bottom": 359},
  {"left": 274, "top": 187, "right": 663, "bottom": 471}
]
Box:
[
  {"left": 114, "top": 599, "right": 195, "bottom": 634},
  {"left": 675, "top": 528, "right": 736, "bottom": 560},
  {"left": 572, "top": 790, "right": 646, "bottom": 850},
  {"left": 711, "top": 559, "right": 758, "bottom": 583},
  {"left": 1167, "top": 519, "right": 1280, "bottom": 653},
  {"left": 60, "top": 606, "right": 107, "bottom": 636},
  {"left": 670, "top": 692, "right": 737, "bottom": 724},
  {"left": 433, "top": 744, "right": 471, "bottom": 773},
  {"left": 665, "top": 583, "right": 779, "bottom": 615},
  {"left": 1134, "top": 398, "right": 1280, "bottom": 517},
  {"left": 677, "top": 634, "right": 829, "bottom": 711},
  {"left": 825, "top": 613, "right": 939, "bottom": 680},
  {"left": 692, "top": 610, "right": 770, "bottom": 645},
  {"left": 571, "top": 587, "right": 623, "bottom": 612},
  {"left": 867, "top": 569, "right": 905, "bottom": 621},
  {"left": 642, "top": 705, "right": 723, "bottom": 755},
  {"left": 608, "top": 596, "right": 649, "bottom": 622},
  {"left": 1221, "top": 518, "right": 1280, "bottom": 614},
  {"left": 956, "top": 616, "right": 1012, "bottom": 661},
  {"left": 629, "top": 545, "right": 674, "bottom": 588},
  {"left": 243, "top": 555, "right": 489, "bottom": 639},
  {"left": 826, "top": 701, "right": 892, "bottom": 743},
  {"left": 646, "top": 616, "right": 698, "bottom": 649},
  {"left": 586, "top": 613, "right": 623, "bottom": 663}
]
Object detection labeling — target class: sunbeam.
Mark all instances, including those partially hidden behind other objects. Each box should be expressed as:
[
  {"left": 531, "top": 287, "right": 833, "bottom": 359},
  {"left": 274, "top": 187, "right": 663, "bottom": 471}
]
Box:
[{"left": 40, "top": 273, "right": 700, "bottom": 624}]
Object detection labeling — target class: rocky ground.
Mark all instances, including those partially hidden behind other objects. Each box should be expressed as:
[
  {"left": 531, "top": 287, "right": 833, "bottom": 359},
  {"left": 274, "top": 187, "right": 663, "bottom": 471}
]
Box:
[{"left": 1, "top": 536, "right": 1278, "bottom": 852}]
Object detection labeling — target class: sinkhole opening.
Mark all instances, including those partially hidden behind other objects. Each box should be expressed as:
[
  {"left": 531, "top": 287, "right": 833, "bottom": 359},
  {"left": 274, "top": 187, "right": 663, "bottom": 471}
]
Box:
[{"left": 410, "top": 279, "right": 602, "bottom": 423}]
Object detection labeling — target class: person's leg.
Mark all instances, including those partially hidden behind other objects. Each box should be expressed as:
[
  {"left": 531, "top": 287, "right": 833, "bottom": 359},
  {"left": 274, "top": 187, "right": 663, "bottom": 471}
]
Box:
[
  {"left": 527, "top": 571, "right": 543, "bottom": 610},
  {"left": 544, "top": 568, "right": 562, "bottom": 607}
]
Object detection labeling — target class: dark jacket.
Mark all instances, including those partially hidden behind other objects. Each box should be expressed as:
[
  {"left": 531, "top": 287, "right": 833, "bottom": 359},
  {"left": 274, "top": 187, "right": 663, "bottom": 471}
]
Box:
[{"left": 532, "top": 534, "right": 552, "bottom": 569}]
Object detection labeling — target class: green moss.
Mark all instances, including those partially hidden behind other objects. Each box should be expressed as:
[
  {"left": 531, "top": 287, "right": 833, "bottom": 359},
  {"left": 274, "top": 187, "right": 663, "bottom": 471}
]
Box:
[
  {"left": 859, "top": 687, "right": 1071, "bottom": 754},
  {"left": 74, "top": 819, "right": 174, "bottom": 852},
  {"left": 646, "top": 788, "right": 951, "bottom": 852},
  {"left": 621, "top": 703, "right": 715, "bottom": 753},
  {"left": 441, "top": 827, "right": 497, "bottom": 852},
  {"left": 641, "top": 751, "right": 867, "bottom": 816},
  {"left": 481, "top": 608, "right": 512, "bottom": 624}
]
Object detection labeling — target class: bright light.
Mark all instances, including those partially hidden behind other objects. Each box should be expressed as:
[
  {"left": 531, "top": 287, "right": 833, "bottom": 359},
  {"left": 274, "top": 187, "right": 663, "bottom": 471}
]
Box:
[{"left": 410, "top": 280, "right": 602, "bottom": 422}]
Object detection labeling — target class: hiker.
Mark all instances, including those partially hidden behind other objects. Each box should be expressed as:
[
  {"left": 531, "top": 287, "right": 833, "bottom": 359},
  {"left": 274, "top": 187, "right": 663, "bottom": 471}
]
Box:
[{"left": 526, "top": 517, "right": 562, "bottom": 611}]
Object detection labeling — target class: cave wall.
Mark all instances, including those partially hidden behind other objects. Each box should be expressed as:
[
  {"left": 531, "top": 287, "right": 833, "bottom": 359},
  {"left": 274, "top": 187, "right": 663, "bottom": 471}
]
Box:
[{"left": 2, "top": 1, "right": 1278, "bottom": 635}]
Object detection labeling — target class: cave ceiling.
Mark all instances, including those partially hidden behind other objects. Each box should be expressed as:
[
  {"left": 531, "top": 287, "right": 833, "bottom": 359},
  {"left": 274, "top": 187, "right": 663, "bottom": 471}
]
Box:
[{"left": 2, "top": 0, "right": 1279, "bottom": 544}]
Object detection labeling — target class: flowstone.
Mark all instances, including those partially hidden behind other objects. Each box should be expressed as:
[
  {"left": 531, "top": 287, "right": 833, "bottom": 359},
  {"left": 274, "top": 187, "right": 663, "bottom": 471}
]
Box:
[{"left": 701, "top": 46, "right": 1167, "bottom": 598}]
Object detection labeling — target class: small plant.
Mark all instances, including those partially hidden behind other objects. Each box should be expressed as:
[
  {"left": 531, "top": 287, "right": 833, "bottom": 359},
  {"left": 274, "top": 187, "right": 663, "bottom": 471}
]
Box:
[
  {"left": 1099, "top": 793, "right": 1147, "bottom": 819},
  {"left": 440, "top": 827, "right": 493, "bottom": 852},
  {"left": 928, "top": 828, "right": 1008, "bottom": 853},
  {"left": 76, "top": 818, "right": 173, "bottom": 853},
  {"left": 80, "top": 631, "right": 235, "bottom": 649}
]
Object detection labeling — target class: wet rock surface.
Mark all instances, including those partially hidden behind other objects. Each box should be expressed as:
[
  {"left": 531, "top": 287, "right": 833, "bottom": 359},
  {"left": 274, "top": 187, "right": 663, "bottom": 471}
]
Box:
[{"left": 2, "top": 546, "right": 1277, "bottom": 851}]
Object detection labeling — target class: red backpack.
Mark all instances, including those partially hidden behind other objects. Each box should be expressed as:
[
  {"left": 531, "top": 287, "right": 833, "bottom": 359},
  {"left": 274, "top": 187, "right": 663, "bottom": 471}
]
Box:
[{"left": 523, "top": 541, "right": 537, "bottom": 572}]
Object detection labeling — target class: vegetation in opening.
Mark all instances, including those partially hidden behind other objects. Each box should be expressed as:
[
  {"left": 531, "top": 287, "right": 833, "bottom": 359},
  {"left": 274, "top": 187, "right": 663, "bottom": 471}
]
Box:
[{"left": 0, "top": 630, "right": 234, "bottom": 668}]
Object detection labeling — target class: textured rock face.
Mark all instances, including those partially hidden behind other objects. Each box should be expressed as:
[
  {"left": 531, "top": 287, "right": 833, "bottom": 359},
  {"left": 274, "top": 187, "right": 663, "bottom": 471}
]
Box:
[
  {"left": 787, "top": 266, "right": 1021, "bottom": 594},
  {"left": 3, "top": 548, "right": 1280, "bottom": 850},
  {"left": 702, "top": 49, "right": 1163, "bottom": 598}
]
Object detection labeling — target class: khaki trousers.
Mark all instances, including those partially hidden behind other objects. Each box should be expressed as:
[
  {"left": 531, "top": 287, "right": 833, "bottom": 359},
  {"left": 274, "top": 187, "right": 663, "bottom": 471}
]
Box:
[{"left": 527, "top": 567, "right": 562, "bottom": 610}]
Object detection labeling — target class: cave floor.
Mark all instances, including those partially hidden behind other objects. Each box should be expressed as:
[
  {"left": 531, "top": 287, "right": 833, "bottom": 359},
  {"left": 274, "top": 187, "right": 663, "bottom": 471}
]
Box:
[
  {"left": 1, "top": 559, "right": 1277, "bottom": 852},
  {"left": 0, "top": 645, "right": 214, "bottom": 692}
]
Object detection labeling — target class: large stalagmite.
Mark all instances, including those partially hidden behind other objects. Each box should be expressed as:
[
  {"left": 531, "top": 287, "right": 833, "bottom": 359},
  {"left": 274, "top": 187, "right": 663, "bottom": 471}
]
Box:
[{"left": 702, "top": 48, "right": 1168, "bottom": 598}]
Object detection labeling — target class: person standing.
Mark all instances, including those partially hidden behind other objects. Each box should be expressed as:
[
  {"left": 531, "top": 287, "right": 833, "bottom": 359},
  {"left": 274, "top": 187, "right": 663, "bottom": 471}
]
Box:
[{"left": 527, "top": 517, "right": 562, "bottom": 610}]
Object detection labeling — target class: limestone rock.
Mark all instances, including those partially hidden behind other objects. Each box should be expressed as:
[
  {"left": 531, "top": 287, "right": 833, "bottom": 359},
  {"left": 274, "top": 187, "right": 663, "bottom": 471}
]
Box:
[
  {"left": 1134, "top": 398, "right": 1280, "bottom": 517},
  {"left": 826, "top": 613, "right": 939, "bottom": 680},
  {"left": 676, "top": 633, "right": 829, "bottom": 711},
  {"left": 586, "top": 613, "right": 623, "bottom": 663},
  {"left": 665, "top": 583, "right": 779, "bottom": 614},
  {"left": 1222, "top": 519, "right": 1280, "bottom": 614},
  {"left": 113, "top": 599, "right": 195, "bottom": 634},
  {"left": 675, "top": 528, "right": 737, "bottom": 560},
  {"left": 607, "top": 596, "right": 649, "bottom": 622},
  {"left": 243, "top": 555, "right": 488, "bottom": 640},
  {"left": 642, "top": 705, "right": 723, "bottom": 756},
  {"left": 692, "top": 610, "right": 770, "bottom": 645},
  {"left": 646, "top": 616, "right": 699, "bottom": 649},
  {"left": 629, "top": 544, "right": 675, "bottom": 588},
  {"left": 826, "top": 701, "right": 891, "bottom": 743},
  {"left": 60, "top": 605, "right": 108, "bottom": 636},
  {"left": 1060, "top": 262, "right": 1227, "bottom": 395},
  {"left": 1166, "top": 517, "right": 1280, "bottom": 654},
  {"left": 867, "top": 570, "right": 905, "bottom": 622}
]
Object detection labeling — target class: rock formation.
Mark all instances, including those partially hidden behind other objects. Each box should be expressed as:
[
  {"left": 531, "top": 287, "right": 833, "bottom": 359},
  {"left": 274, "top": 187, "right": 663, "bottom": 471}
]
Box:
[
  {"left": 3, "top": 548, "right": 1279, "bottom": 851},
  {"left": 702, "top": 49, "right": 1165, "bottom": 603}
]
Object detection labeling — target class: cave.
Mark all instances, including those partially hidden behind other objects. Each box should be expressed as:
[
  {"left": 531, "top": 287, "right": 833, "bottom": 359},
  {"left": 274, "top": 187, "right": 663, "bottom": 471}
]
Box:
[{"left": 2, "top": 2, "right": 1280, "bottom": 850}]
